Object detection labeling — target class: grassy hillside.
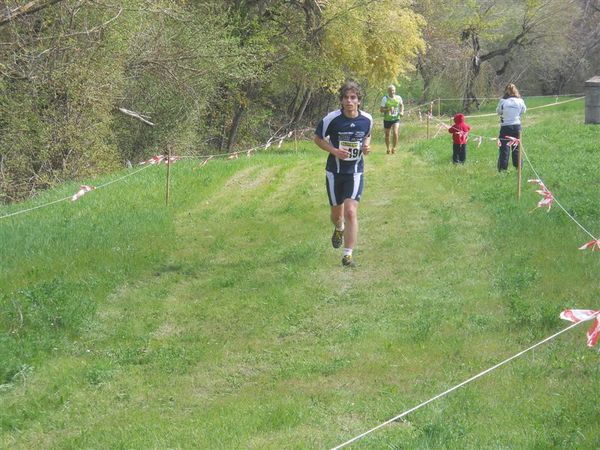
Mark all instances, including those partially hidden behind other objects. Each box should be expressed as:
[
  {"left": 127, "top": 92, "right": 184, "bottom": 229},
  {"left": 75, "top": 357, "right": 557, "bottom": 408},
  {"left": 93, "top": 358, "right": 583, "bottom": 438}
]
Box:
[{"left": 1, "top": 97, "right": 599, "bottom": 449}]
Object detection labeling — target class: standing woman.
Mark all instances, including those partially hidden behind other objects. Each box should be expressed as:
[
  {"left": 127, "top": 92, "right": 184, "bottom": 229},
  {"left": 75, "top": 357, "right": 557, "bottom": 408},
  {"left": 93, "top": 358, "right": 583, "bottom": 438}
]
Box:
[{"left": 496, "top": 83, "right": 526, "bottom": 171}]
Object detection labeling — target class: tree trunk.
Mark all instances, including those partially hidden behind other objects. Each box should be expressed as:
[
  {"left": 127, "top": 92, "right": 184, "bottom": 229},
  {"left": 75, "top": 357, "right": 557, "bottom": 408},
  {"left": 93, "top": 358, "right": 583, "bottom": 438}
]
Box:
[
  {"left": 292, "top": 88, "right": 312, "bottom": 124},
  {"left": 227, "top": 103, "right": 245, "bottom": 151},
  {"left": 417, "top": 55, "right": 432, "bottom": 103},
  {"left": 287, "top": 85, "right": 301, "bottom": 119},
  {"left": 462, "top": 28, "right": 481, "bottom": 112}
]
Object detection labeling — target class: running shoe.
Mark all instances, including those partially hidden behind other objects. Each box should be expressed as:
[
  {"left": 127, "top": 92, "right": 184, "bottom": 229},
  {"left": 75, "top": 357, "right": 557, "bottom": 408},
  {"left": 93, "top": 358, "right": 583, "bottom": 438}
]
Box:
[
  {"left": 342, "top": 254, "right": 355, "bottom": 267},
  {"left": 331, "top": 228, "right": 343, "bottom": 249}
]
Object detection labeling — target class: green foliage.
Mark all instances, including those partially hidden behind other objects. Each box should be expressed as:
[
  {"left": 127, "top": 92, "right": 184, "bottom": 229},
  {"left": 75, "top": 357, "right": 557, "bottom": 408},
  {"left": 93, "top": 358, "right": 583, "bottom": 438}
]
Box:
[
  {"left": 0, "top": 1, "right": 265, "bottom": 201},
  {"left": 0, "top": 1, "right": 127, "bottom": 200},
  {"left": 322, "top": 0, "right": 425, "bottom": 86},
  {"left": 1, "top": 0, "right": 596, "bottom": 203}
]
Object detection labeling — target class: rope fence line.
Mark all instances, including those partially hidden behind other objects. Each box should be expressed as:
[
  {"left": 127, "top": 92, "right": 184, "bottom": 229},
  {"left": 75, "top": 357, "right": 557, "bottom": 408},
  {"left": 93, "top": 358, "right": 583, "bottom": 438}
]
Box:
[
  {"left": 0, "top": 165, "right": 154, "bottom": 221},
  {"left": 464, "top": 96, "right": 584, "bottom": 119},
  {"left": 331, "top": 313, "right": 598, "bottom": 450},
  {"left": 430, "top": 93, "right": 583, "bottom": 102},
  {"left": 521, "top": 145, "right": 597, "bottom": 242},
  {"left": 405, "top": 95, "right": 584, "bottom": 120},
  {"left": 424, "top": 98, "right": 597, "bottom": 248},
  {"left": 0, "top": 129, "right": 314, "bottom": 222},
  {"left": 399, "top": 94, "right": 584, "bottom": 120},
  {"left": 0, "top": 97, "right": 586, "bottom": 222}
]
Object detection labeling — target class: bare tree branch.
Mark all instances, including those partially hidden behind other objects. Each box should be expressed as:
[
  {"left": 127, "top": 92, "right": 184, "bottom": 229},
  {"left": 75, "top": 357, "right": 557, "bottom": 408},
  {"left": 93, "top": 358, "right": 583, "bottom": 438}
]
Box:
[
  {"left": 117, "top": 108, "right": 155, "bottom": 126},
  {"left": 0, "top": 0, "right": 65, "bottom": 27}
]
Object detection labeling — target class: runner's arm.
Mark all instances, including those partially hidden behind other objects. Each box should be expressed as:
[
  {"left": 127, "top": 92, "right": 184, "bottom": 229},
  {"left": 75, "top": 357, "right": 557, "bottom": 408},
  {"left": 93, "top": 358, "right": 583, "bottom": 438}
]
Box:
[
  {"left": 314, "top": 135, "right": 349, "bottom": 159},
  {"left": 362, "top": 136, "right": 371, "bottom": 155}
]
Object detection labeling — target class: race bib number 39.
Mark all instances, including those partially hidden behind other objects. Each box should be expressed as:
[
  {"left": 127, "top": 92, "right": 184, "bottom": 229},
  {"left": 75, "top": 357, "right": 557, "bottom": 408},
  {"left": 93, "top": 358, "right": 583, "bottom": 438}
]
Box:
[{"left": 339, "top": 141, "right": 362, "bottom": 161}]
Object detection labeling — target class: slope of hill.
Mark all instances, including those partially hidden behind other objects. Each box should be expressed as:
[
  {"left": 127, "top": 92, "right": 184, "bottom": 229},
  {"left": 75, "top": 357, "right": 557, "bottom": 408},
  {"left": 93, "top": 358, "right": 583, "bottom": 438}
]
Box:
[{"left": 1, "top": 98, "right": 599, "bottom": 448}]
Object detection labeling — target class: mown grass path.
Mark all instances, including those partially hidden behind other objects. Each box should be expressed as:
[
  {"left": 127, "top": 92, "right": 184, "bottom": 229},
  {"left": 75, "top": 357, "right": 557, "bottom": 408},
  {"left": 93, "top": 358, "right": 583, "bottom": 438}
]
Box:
[{"left": 2, "top": 99, "right": 600, "bottom": 448}]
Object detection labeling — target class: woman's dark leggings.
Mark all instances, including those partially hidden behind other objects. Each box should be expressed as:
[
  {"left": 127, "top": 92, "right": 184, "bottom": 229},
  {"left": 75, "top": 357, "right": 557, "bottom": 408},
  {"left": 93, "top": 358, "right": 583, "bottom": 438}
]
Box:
[{"left": 497, "top": 124, "right": 522, "bottom": 171}]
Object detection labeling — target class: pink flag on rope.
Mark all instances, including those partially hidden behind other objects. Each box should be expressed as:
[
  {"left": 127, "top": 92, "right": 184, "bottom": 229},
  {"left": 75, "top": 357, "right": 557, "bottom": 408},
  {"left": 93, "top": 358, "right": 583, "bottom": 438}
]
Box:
[
  {"left": 535, "top": 192, "right": 554, "bottom": 211},
  {"left": 505, "top": 135, "right": 521, "bottom": 149},
  {"left": 195, "top": 156, "right": 213, "bottom": 171},
  {"left": 527, "top": 179, "right": 544, "bottom": 187},
  {"left": 71, "top": 185, "right": 95, "bottom": 201},
  {"left": 140, "top": 155, "right": 179, "bottom": 165},
  {"left": 433, "top": 123, "right": 448, "bottom": 138},
  {"left": 140, "top": 155, "right": 165, "bottom": 165},
  {"left": 527, "top": 179, "right": 554, "bottom": 211},
  {"left": 560, "top": 309, "right": 600, "bottom": 348},
  {"left": 579, "top": 239, "right": 600, "bottom": 251}
]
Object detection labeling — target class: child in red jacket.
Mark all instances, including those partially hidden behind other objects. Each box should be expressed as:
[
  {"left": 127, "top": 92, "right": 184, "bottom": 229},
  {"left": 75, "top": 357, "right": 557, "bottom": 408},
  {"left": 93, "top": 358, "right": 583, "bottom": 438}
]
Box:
[{"left": 448, "top": 113, "right": 471, "bottom": 164}]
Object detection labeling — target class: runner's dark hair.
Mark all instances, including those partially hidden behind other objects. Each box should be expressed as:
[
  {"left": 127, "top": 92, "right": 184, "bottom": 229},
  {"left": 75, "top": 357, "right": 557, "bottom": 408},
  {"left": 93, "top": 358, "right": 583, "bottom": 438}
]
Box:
[{"left": 339, "top": 80, "right": 363, "bottom": 102}]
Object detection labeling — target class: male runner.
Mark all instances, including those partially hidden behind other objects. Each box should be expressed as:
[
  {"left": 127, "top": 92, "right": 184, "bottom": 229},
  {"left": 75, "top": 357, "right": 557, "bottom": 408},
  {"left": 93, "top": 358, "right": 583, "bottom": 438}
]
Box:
[{"left": 314, "top": 80, "right": 373, "bottom": 267}]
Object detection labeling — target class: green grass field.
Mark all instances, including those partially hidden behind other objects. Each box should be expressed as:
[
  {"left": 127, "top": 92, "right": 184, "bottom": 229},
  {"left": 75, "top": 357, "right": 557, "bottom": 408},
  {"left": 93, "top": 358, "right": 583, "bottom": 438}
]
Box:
[{"left": 1, "top": 97, "right": 599, "bottom": 449}]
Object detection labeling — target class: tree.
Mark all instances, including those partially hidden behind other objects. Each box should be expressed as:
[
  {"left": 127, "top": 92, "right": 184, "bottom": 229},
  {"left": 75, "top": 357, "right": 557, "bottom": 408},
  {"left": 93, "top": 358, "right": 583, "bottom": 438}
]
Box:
[
  {"left": 320, "top": 0, "right": 425, "bottom": 86},
  {"left": 524, "top": 0, "right": 600, "bottom": 93},
  {"left": 413, "top": 0, "right": 586, "bottom": 110},
  {"left": 459, "top": 0, "right": 579, "bottom": 109},
  {"left": 0, "top": 0, "right": 259, "bottom": 201},
  {"left": 213, "top": 0, "right": 425, "bottom": 150}
]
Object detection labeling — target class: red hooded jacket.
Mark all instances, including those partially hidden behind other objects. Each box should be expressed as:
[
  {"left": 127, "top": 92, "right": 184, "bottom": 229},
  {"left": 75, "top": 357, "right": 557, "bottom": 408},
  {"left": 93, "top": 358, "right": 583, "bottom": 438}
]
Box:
[{"left": 448, "top": 113, "right": 471, "bottom": 145}]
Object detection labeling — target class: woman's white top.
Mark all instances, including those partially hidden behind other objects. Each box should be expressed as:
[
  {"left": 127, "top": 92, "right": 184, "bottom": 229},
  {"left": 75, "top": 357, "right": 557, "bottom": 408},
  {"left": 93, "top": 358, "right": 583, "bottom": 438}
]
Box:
[{"left": 496, "top": 97, "right": 526, "bottom": 125}]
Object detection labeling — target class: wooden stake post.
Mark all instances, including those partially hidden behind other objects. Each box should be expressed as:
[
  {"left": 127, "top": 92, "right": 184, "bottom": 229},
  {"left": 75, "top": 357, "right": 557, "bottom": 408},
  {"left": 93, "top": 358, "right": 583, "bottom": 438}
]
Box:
[
  {"left": 517, "top": 134, "right": 523, "bottom": 200},
  {"left": 165, "top": 145, "right": 172, "bottom": 206},
  {"left": 426, "top": 102, "right": 432, "bottom": 138},
  {"left": 294, "top": 130, "right": 298, "bottom": 152}
]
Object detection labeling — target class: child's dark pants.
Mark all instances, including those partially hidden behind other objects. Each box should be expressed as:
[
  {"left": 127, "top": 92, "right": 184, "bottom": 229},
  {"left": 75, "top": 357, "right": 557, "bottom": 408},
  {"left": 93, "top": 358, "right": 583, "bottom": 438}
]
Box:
[{"left": 453, "top": 143, "right": 466, "bottom": 164}]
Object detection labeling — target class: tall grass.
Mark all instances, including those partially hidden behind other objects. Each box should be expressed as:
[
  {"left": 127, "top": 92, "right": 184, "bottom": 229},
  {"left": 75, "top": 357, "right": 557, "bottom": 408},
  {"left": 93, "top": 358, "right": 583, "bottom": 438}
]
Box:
[{"left": 1, "top": 98, "right": 599, "bottom": 449}]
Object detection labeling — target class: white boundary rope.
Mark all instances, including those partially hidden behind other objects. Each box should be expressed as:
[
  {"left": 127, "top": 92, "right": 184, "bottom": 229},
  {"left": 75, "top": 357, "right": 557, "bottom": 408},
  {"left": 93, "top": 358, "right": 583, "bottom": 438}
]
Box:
[
  {"left": 464, "top": 96, "right": 584, "bottom": 119},
  {"left": 0, "top": 128, "right": 311, "bottom": 222},
  {"left": 401, "top": 95, "right": 584, "bottom": 120},
  {"left": 331, "top": 317, "right": 593, "bottom": 450},
  {"left": 178, "top": 128, "right": 313, "bottom": 161},
  {"left": 0, "top": 96, "right": 585, "bottom": 221},
  {"left": 423, "top": 102, "right": 598, "bottom": 245},
  {"left": 0, "top": 165, "right": 153, "bottom": 221},
  {"left": 433, "top": 93, "right": 583, "bottom": 102},
  {"left": 521, "top": 145, "right": 597, "bottom": 241}
]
